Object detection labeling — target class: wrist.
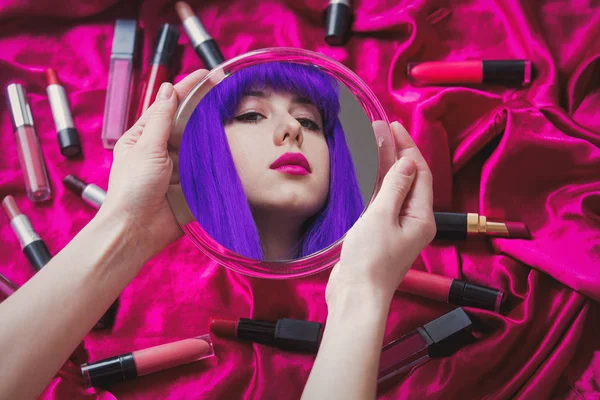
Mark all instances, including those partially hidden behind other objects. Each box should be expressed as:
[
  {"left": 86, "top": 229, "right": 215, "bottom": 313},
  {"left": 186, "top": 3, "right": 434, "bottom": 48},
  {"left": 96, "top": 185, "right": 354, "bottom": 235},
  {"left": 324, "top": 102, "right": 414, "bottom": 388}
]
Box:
[
  {"left": 326, "top": 284, "right": 391, "bottom": 325},
  {"left": 91, "top": 207, "right": 153, "bottom": 271}
]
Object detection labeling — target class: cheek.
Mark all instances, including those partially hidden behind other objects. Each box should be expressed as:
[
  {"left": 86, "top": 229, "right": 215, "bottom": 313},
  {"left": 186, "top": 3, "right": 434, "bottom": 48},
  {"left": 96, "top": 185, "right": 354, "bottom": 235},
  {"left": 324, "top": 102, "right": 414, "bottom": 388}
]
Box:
[
  {"left": 224, "top": 126, "right": 265, "bottom": 185},
  {"left": 313, "top": 138, "right": 331, "bottom": 194}
]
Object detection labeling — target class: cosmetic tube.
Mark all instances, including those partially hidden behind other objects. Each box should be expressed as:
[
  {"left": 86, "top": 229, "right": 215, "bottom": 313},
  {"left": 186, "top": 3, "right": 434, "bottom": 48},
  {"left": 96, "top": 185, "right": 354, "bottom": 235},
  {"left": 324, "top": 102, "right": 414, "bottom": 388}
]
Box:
[
  {"left": 102, "top": 19, "right": 138, "bottom": 149},
  {"left": 407, "top": 60, "right": 532, "bottom": 86},
  {"left": 378, "top": 308, "right": 472, "bottom": 384},
  {"left": 6, "top": 84, "right": 52, "bottom": 202},
  {"left": 81, "top": 334, "right": 214, "bottom": 387},
  {"left": 136, "top": 24, "right": 179, "bottom": 118}
]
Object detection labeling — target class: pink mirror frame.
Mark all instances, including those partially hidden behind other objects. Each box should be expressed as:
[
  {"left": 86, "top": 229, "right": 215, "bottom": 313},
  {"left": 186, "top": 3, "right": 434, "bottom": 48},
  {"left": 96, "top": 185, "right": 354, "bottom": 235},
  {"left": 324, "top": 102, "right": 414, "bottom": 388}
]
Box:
[{"left": 169, "top": 47, "right": 391, "bottom": 279}]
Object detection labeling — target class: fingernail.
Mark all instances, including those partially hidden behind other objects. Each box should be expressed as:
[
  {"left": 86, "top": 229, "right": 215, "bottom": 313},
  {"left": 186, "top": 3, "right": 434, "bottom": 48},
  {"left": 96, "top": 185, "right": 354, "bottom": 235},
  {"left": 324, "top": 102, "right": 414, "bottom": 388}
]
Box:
[
  {"left": 157, "top": 82, "right": 173, "bottom": 100},
  {"left": 396, "top": 157, "right": 416, "bottom": 176}
]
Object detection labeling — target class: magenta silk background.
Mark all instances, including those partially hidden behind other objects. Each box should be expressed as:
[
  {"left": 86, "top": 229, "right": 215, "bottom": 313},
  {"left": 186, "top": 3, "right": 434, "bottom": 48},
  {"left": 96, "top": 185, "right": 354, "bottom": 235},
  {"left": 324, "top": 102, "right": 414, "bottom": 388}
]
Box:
[{"left": 0, "top": 0, "right": 599, "bottom": 399}]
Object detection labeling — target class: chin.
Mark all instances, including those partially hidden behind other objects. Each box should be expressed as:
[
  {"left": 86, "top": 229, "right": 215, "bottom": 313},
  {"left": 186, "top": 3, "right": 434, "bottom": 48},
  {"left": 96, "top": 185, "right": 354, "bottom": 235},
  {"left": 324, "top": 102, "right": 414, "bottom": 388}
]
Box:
[{"left": 256, "top": 194, "right": 326, "bottom": 218}]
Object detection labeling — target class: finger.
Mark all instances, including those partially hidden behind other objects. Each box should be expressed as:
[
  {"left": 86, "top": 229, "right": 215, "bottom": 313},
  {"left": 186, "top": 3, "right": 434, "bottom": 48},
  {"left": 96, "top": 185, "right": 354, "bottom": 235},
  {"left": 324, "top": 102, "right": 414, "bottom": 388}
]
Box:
[
  {"left": 137, "top": 82, "right": 178, "bottom": 148},
  {"left": 391, "top": 122, "right": 433, "bottom": 211},
  {"left": 173, "top": 69, "right": 210, "bottom": 101},
  {"left": 370, "top": 157, "right": 417, "bottom": 218},
  {"left": 391, "top": 121, "right": 428, "bottom": 171},
  {"left": 133, "top": 69, "right": 210, "bottom": 130},
  {"left": 169, "top": 151, "right": 180, "bottom": 185},
  {"left": 373, "top": 121, "right": 396, "bottom": 192}
]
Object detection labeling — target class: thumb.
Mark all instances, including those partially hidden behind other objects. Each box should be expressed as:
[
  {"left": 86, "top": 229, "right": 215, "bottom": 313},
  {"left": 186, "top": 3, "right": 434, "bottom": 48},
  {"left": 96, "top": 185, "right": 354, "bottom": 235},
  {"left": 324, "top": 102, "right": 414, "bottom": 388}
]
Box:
[
  {"left": 370, "top": 157, "right": 416, "bottom": 217},
  {"left": 138, "top": 82, "right": 177, "bottom": 149}
]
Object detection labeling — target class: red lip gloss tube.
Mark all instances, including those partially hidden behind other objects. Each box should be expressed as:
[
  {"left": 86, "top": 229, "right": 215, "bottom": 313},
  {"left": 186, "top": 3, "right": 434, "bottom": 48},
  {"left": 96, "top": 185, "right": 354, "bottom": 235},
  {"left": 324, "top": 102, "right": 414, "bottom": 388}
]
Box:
[
  {"left": 2, "top": 195, "right": 52, "bottom": 271},
  {"left": 102, "top": 20, "right": 138, "bottom": 149},
  {"left": 6, "top": 84, "right": 52, "bottom": 202},
  {"left": 175, "top": 1, "right": 224, "bottom": 70},
  {"left": 62, "top": 175, "right": 106, "bottom": 209},
  {"left": 0, "top": 273, "right": 18, "bottom": 302},
  {"left": 81, "top": 334, "right": 214, "bottom": 387},
  {"left": 45, "top": 68, "right": 82, "bottom": 157},
  {"left": 407, "top": 60, "right": 532, "bottom": 86},
  {"left": 136, "top": 24, "right": 180, "bottom": 119},
  {"left": 399, "top": 270, "right": 504, "bottom": 312},
  {"left": 378, "top": 308, "right": 472, "bottom": 384}
]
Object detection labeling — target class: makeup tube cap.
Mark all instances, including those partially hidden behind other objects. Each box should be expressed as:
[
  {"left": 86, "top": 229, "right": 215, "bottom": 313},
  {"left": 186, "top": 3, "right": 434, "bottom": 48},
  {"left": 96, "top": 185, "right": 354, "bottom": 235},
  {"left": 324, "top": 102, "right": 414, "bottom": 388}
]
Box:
[
  {"left": 6, "top": 83, "right": 34, "bottom": 128},
  {"left": 275, "top": 319, "right": 322, "bottom": 352},
  {"left": 58, "top": 128, "right": 82, "bottom": 157},
  {"left": 81, "top": 353, "right": 136, "bottom": 387},
  {"left": 449, "top": 281, "right": 504, "bottom": 312},
  {"left": 24, "top": 241, "right": 52, "bottom": 271},
  {"left": 112, "top": 20, "right": 138, "bottom": 56},
  {"left": 483, "top": 60, "right": 531, "bottom": 85},
  {"left": 152, "top": 24, "right": 180, "bottom": 66},
  {"left": 421, "top": 308, "right": 472, "bottom": 357},
  {"left": 324, "top": 1, "right": 353, "bottom": 46}
]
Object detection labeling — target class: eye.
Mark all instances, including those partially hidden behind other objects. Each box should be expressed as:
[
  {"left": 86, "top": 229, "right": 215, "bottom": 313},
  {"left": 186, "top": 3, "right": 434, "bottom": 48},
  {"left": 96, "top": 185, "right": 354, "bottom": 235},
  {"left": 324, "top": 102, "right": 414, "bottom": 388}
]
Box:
[
  {"left": 234, "top": 112, "right": 265, "bottom": 123},
  {"left": 297, "top": 118, "right": 321, "bottom": 131}
]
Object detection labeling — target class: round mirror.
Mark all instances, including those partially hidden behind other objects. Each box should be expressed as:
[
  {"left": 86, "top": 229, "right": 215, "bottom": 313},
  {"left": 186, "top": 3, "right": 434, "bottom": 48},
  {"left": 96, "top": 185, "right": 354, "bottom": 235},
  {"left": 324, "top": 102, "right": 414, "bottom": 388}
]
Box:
[{"left": 168, "top": 48, "right": 393, "bottom": 279}]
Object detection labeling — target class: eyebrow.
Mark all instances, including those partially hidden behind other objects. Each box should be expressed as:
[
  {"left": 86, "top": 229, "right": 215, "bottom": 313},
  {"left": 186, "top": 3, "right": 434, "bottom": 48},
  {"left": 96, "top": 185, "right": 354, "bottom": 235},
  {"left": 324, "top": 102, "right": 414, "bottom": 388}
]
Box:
[{"left": 243, "top": 90, "right": 312, "bottom": 105}]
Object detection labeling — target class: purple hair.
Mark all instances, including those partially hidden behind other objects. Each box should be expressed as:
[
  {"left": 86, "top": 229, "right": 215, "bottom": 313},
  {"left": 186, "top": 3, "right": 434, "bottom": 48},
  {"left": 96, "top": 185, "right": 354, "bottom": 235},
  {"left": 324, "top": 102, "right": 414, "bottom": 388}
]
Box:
[{"left": 179, "top": 62, "right": 364, "bottom": 260}]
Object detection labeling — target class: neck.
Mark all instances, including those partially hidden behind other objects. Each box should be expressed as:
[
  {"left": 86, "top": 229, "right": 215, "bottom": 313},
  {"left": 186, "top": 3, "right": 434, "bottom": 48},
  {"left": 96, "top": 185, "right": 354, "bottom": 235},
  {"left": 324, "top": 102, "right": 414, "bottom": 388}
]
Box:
[{"left": 252, "top": 211, "right": 305, "bottom": 260}]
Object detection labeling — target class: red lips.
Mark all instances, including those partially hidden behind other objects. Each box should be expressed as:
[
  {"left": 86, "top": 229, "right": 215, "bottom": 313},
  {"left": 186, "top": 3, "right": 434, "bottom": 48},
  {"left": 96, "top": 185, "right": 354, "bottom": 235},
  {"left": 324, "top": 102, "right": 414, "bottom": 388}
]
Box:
[{"left": 270, "top": 152, "right": 311, "bottom": 175}]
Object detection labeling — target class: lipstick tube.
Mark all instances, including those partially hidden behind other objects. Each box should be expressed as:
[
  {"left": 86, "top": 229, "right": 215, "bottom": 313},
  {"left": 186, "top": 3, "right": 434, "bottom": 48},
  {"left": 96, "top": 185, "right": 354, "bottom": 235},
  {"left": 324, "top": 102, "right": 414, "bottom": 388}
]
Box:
[
  {"left": 81, "top": 334, "right": 214, "bottom": 387},
  {"left": 399, "top": 270, "right": 504, "bottom": 312},
  {"left": 2, "top": 195, "right": 52, "bottom": 271},
  {"left": 434, "top": 212, "right": 531, "bottom": 240},
  {"left": 324, "top": 0, "right": 353, "bottom": 46},
  {"left": 62, "top": 175, "right": 106, "bottom": 209},
  {"left": 407, "top": 60, "right": 532, "bottom": 86},
  {"left": 175, "top": 1, "right": 224, "bottom": 69},
  {"left": 45, "top": 69, "right": 82, "bottom": 157},
  {"left": 1, "top": 195, "right": 115, "bottom": 329},
  {"left": 209, "top": 317, "right": 322, "bottom": 353},
  {"left": 136, "top": 24, "right": 180, "bottom": 119},
  {"left": 0, "top": 273, "right": 18, "bottom": 302},
  {"left": 6, "top": 84, "right": 52, "bottom": 202},
  {"left": 61, "top": 175, "right": 115, "bottom": 329},
  {"left": 102, "top": 20, "right": 138, "bottom": 149},
  {"left": 378, "top": 308, "right": 472, "bottom": 384}
]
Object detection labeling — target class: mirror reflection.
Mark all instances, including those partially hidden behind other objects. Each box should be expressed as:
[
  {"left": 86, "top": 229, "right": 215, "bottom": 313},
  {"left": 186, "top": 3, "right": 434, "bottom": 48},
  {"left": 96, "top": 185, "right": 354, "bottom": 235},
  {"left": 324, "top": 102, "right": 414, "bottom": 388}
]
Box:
[{"left": 179, "top": 62, "right": 377, "bottom": 261}]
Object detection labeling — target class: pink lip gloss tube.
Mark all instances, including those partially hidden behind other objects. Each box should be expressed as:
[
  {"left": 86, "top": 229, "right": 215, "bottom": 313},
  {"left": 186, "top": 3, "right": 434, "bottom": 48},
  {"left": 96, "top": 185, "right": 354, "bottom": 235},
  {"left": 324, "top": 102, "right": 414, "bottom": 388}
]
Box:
[
  {"left": 7, "top": 84, "right": 52, "bottom": 202},
  {"left": 101, "top": 19, "right": 138, "bottom": 149},
  {"left": 81, "top": 334, "right": 215, "bottom": 387}
]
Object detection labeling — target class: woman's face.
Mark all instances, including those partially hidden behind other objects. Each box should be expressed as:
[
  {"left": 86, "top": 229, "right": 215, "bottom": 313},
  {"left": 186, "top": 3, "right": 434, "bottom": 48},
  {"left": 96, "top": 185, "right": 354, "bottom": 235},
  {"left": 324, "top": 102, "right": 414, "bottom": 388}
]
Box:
[{"left": 224, "top": 89, "right": 330, "bottom": 220}]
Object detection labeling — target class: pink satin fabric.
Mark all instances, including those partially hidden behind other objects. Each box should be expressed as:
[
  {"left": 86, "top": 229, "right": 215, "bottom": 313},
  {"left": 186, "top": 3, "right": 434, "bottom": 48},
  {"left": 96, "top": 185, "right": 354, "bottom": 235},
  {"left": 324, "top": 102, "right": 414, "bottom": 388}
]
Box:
[{"left": 0, "top": 0, "right": 599, "bottom": 399}]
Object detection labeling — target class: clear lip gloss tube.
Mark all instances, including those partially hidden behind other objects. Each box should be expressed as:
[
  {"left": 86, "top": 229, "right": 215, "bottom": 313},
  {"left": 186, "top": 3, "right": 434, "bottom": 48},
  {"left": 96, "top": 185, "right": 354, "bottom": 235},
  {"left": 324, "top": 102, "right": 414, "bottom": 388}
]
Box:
[{"left": 6, "top": 83, "right": 52, "bottom": 202}]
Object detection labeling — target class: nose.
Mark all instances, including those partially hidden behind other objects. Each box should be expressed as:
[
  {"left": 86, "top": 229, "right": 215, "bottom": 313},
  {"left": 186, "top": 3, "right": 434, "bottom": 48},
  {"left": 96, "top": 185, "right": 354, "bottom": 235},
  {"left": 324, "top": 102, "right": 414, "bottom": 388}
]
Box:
[{"left": 274, "top": 115, "right": 304, "bottom": 147}]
